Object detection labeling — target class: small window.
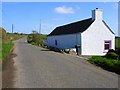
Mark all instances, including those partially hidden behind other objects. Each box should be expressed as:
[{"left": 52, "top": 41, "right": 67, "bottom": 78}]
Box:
[
  {"left": 55, "top": 40, "right": 57, "bottom": 46},
  {"left": 104, "top": 40, "right": 111, "bottom": 50}
]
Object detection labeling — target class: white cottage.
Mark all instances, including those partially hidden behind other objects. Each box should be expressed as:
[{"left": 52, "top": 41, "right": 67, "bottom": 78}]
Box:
[{"left": 47, "top": 8, "right": 115, "bottom": 55}]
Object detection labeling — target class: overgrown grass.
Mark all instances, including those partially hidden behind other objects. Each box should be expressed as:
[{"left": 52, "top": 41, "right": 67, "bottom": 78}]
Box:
[
  {"left": 7, "top": 33, "right": 26, "bottom": 41},
  {"left": 89, "top": 56, "right": 120, "bottom": 74},
  {"left": 2, "top": 43, "right": 14, "bottom": 61}
]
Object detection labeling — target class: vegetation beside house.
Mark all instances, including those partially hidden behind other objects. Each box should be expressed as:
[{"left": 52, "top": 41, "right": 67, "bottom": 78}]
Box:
[
  {"left": 89, "top": 56, "right": 120, "bottom": 74},
  {"left": 27, "top": 31, "right": 46, "bottom": 46},
  {"left": 115, "top": 36, "right": 120, "bottom": 48},
  {"left": 89, "top": 37, "right": 120, "bottom": 74}
]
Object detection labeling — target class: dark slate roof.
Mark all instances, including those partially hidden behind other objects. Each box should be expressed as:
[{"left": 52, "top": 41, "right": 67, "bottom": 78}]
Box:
[{"left": 47, "top": 18, "right": 94, "bottom": 36}]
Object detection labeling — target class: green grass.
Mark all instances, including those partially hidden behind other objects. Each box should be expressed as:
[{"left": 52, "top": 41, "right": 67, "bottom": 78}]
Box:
[
  {"left": 89, "top": 56, "right": 120, "bottom": 74},
  {"left": 115, "top": 37, "right": 120, "bottom": 48},
  {"left": 2, "top": 43, "right": 14, "bottom": 61}
]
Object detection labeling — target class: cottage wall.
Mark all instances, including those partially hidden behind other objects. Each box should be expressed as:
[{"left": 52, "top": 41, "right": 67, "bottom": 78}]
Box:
[
  {"left": 47, "top": 33, "right": 81, "bottom": 49},
  {"left": 81, "top": 20, "right": 115, "bottom": 55}
]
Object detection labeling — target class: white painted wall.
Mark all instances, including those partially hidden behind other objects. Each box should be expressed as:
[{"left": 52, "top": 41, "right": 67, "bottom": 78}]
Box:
[
  {"left": 47, "top": 33, "right": 81, "bottom": 49},
  {"left": 47, "top": 9, "right": 115, "bottom": 55},
  {"left": 81, "top": 20, "right": 115, "bottom": 55}
]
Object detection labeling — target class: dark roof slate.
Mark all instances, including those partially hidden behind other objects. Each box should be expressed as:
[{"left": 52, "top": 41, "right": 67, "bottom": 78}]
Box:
[{"left": 47, "top": 18, "right": 94, "bottom": 36}]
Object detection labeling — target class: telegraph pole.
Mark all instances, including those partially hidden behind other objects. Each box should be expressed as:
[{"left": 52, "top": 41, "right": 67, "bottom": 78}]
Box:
[
  {"left": 12, "top": 24, "right": 14, "bottom": 33},
  {"left": 39, "top": 19, "right": 41, "bottom": 34}
]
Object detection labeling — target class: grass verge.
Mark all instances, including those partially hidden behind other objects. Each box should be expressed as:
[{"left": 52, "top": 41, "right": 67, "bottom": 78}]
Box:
[
  {"left": 88, "top": 56, "right": 120, "bottom": 74},
  {"left": 2, "top": 43, "right": 14, "bottom": 62}
]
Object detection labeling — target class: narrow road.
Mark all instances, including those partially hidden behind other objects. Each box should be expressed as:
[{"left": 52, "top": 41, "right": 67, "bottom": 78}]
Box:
[{"left": 4, "top": 37, "right": 119, "bottom": 88}]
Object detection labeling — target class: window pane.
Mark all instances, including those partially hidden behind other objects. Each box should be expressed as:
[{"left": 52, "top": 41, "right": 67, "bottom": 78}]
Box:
[
  {"left": 104, "top": 41, "right": 111, "bottom": 50},
  {"left": 105, "top": 44, "right": 110, "bottom": 50}
]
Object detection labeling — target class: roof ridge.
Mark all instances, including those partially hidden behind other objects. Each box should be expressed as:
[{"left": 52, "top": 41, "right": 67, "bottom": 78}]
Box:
[
  {"left": 48, "top": 18, "right": 94, "bottom": 36},
  {"left": 57, "top": 18, "right": 92, "bottom": 28}
]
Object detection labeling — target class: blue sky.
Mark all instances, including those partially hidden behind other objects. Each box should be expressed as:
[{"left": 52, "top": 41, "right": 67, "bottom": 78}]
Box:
[{"left": 1, "top": 2, "right": 118, "bottom": 35}]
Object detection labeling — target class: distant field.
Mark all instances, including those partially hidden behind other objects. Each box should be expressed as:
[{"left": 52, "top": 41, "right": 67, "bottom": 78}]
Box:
[
  {"left": 115, "top": 37, "right": 120, "bottom": 48},
  {"left": 7, "top": 33, "right": 26, "bottom": 41}
]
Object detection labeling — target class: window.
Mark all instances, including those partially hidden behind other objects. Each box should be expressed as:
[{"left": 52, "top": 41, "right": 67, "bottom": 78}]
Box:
[
  {"left": 104, "top": 40, "right": 111, "bottom": 50},
  {"left": 55, "top": 40, "right": 57, "bottom": 46}
]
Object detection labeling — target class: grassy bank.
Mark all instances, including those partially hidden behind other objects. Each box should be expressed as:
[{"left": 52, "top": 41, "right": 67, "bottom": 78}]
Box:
[
  {"left": 2, "top": 43, "right": 14, "bottom": 62},
  {"left": 88, "top": 37, "right": 120, "bottom": 74},
  {"left": 0, "top": 27, "right": 26, "bottom": 62},
  {"left": 89, "top": 56, "right": 120, "bottom": 74}
]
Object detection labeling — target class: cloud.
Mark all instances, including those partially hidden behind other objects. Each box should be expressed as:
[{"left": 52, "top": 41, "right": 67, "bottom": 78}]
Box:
[{"left": 54, "top": 6, "right": 75, "bottom": 14}]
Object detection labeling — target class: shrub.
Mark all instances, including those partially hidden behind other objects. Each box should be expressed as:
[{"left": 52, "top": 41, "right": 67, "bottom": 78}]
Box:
[
  {"left": 31, "top": 42, "right": 36, "bottom": 45},
  {"left": 115, "top": 48, "right": 120, "bottom": 55},
  {"left": 106, "top": 49, "right": 119, "bottom": 60},
  {"left": 27, "top": 31, "right": 46, "bottom": 46},
  {"left": 32, "top": 33, "right": 40, "bottom": 45},
  {"left": 106, "top": 52, "right": 119, "bottom": 59},
  {"left": 27, "top": 33, "right": 40, "bottom": 46},
  {"left": 27, "top": 35, "right": 33, "bottom": 43}
]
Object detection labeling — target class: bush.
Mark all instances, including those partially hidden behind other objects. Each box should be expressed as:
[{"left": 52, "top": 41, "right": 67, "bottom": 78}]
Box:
[
  {"left": 27, "top": 33, "right": 40, "bottom": 46},
  {"left": 31, "top": 42, "right": 36, "bottom": 45},
  {"left": 115, "top": 48, "right": 120, "bottom": 55},
  {"left": 106, "top": 52, "right": 119, "bottom": 59},
  {"left": 106, "top": 49, "right": 119, "bottom": 60},
  {"left": 27, "top": 35, "right": 33, "bottom": 43},
  {"left": 27, "top": 31, "right": 46, "bottom": 46}
]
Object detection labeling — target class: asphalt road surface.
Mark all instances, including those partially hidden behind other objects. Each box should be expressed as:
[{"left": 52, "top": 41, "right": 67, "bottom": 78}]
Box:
[{"left": 5, "top": 37, "right": 119, "bottom": 88}]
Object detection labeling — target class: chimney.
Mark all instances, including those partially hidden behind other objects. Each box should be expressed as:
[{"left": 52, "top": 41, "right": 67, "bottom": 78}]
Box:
[{"left": 92, "top": 8, "right": 103, "bottom": 21}]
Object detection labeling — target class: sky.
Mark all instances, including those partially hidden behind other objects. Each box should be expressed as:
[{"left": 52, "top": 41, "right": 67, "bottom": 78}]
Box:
[{"left": 1, "top": 2, "right": 119, "bottom": 36}]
